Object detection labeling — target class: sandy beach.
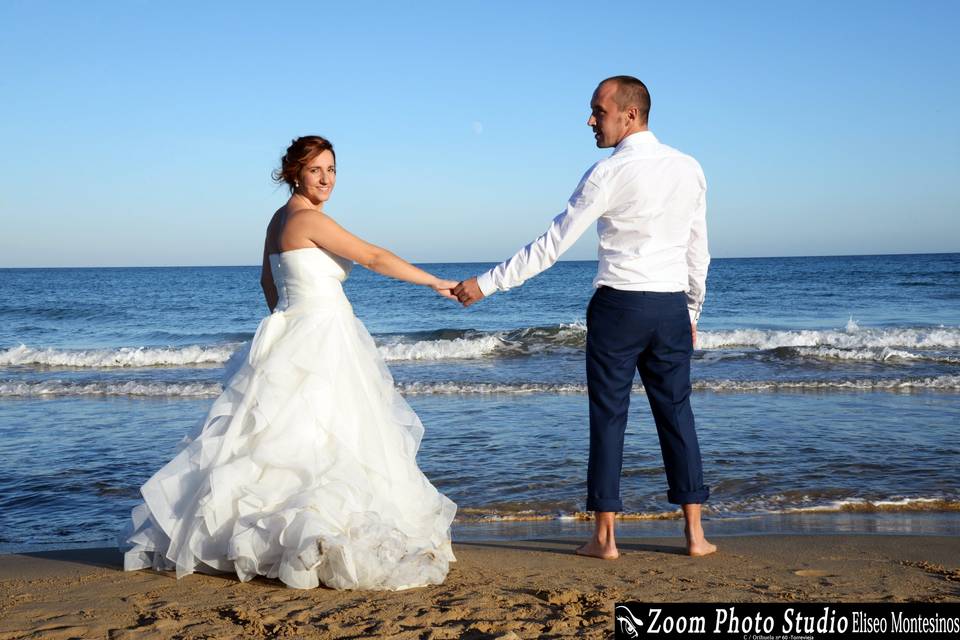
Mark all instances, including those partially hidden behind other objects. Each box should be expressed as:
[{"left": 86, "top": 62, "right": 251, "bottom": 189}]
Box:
[{"left": 1, "top": 535, "right": 957, "bottom": 639}]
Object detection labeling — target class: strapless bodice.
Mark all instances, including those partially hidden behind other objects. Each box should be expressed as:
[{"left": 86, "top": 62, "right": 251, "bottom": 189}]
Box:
[{"left": 269, "top": 247, "right": 353, "bottom": 311}]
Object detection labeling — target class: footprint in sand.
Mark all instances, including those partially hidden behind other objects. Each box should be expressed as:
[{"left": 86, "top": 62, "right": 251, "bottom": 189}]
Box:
[{"left": 534, "top": 589, "right": 581, "bottom": 605}]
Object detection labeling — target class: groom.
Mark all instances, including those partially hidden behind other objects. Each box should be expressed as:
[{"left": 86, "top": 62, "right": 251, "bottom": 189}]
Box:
[{"left": 453, "top": 75, "right": 715, "bottom": 558}]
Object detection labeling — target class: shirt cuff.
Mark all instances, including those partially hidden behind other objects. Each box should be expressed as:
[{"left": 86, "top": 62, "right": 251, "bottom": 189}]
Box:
[
  {"left": 476, "top": 271, "right": 498, "bottom": 298},
  {"left": 688, "top": 306, "right": 701, "bottom": 325}
]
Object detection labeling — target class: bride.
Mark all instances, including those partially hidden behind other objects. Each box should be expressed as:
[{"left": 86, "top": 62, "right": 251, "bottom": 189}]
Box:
[{"left": 121, "top": 136, "right": 459, "bottom": 590}]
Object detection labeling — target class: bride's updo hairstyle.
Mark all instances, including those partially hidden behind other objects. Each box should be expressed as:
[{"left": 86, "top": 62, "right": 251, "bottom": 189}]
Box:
[{"left": 272, "top": 136, "right": 336, "bottom": 192}]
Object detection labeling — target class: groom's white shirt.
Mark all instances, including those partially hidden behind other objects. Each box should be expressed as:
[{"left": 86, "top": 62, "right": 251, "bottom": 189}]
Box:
[{"left": 476, "top": 130, "right": 710, "bottom": 323}]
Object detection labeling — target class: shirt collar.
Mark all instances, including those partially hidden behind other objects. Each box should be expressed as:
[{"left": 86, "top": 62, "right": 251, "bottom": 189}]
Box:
[{"left": 613, "top": 130, "right": 658, "bottom": 153}]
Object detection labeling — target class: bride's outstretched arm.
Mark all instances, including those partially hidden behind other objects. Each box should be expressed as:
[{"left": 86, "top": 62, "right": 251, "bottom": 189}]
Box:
[{"left": 286, "top": 210, "right": 457, "bottom": 299}]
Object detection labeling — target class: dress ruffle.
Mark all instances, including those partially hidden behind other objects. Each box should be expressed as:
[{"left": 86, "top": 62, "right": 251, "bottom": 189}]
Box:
[{"left": 121, "top": 300, "right": 456, "bottom": 590}]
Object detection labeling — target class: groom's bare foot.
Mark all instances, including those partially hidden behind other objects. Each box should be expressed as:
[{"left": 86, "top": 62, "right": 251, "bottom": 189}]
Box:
[
  {"left": 575, "top": 539, "right": 620, "bottom": 560},
  {"left": 684, "top": 527, "right": 717, "bottom": 557}
]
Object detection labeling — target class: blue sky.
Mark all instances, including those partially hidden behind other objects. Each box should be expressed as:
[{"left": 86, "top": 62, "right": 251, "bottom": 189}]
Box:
[{"left": 1, "top": 1, "right": 957, "bottom": 267}]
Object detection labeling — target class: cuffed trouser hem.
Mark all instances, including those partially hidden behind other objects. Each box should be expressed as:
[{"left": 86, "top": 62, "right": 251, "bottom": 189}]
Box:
[
  {"left": 585, "top": 497, "right": 623, "bottom": 512},
  {"left": 667, "top": 486, "right": 710, "bottom": 505}
]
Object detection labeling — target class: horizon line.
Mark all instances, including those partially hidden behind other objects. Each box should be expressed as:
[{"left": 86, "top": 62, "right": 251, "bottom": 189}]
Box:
[{"left": 0, "top": 250, "right": 957, "bottom": 270}]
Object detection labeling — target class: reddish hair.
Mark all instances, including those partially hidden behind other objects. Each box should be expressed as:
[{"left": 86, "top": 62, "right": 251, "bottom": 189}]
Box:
[{"left": 272, "top": 136, "right": 336, "bottom": 192}]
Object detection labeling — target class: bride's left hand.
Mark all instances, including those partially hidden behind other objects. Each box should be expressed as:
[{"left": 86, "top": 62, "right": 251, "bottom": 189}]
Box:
[{"left": 430, "top": 279, "right": 460, "bottom": 301}]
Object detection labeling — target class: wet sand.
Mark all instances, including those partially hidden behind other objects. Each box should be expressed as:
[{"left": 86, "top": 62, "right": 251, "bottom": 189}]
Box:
[{"left": 1, "top": 535, "right": 958, "bottom": 639}]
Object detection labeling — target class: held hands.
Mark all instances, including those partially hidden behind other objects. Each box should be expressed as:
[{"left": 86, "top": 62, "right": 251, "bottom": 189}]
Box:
[
  {"left": 431, "top": 279, "right": 460, "bottom": 301},
  {"left": 430, "top": 276, "right": 485, "bottom": 307},
  {"left": 452, "top": 277, "right": 485, "bottom": 307}
]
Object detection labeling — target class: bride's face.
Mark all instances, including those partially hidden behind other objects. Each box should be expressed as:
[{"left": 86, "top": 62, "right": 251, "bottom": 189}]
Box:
[{"left": 297, "top": 150, "right": 336, "bottom": 205}]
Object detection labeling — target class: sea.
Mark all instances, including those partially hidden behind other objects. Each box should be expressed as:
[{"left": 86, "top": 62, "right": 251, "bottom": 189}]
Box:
[{"left": 1, "top": 253, "right": 958, "bottom": 552}]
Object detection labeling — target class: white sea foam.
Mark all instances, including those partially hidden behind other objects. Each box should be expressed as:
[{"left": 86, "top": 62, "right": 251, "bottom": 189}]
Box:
[
  {"left": 380, "top": 324, "right": 960, "bottom": 359},
  {"left": 525, "top": 320, "right": 587, "bottom": 344},
  {"left": 377, "top": 335, "right": 505, "bottom": 361},
  {"left": 444, "top": 496, "right": 960, "bottom": 521},
  {"left": 697, "top": 376, "right": 960, "bottom": 391},
  {"left": 791, "top": 346, "right": 920, "bottom": 361},
  {"left": 784, "top": 497, "right": 960, "bottom": 513},
  {"left": 0, "top": 344, "right": 240, "bottom": 368},
  {"left": 377, "top": 322, "right": 587, "bottom": 361},
  {"left": 397, "top": 382, "right": 590, "bottom": 395},
  {"left": 0, "top": 380, "right": 221, "bottom": 397},
  {"left": 397, "top": 376, "right": 960, "bottom": 395},
  {"left": 705, "top": 495, "right": 960, "bottom": 517},
  {"left": 784, "top": 346, "right": 959, "bottom": 363},
  {"left": 3, "top": 322, "right": 958, "bottom": 370},
  {"left": 697, "top": 326, "right": 960, "bottom": 350},
  {"left": 5, "top": 375, "right": 956, "bottom": 398}
]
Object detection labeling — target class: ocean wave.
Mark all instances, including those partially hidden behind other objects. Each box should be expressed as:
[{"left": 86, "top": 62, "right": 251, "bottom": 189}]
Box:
[
  {"left": 398, "top": 382, "right": 590, "bottom": 395},
  {"left": 398, "top": 376, "right": 960, "bottom": 395},
  {"left": 781, "top": 346, "right": 960, "bottom": 363},
  {"left": 382, "top": 323, "right": 960, "bottom": 361},
  {"left": 698, "top": 375, "right": 960, "bottom": 391},
  {"left": 0, "top": 324, "right": 585, "bottom": 368},
  {"left": 698, "top": 325, "right": 960, "bottom": 350},
  {"left": 453, "top": 497, "right": 960, "bottom": 522},
  {"left": 503, "top": 322, "right": 588, "bottom": 349},
  {"left": 0, "top": 344, "right": 240, "bottom": 368},
  {"left": 4, "top": 322, "right": 958, "bottom": 369},
  {"left": 378, "top": 335, "right": 504, "bottom": 361},
  {"left": 9, "top": 375, "right": 956, "bottom": 398},
  {"left": 377, "top": 322, "right": 587, "bottom": 361},
  {"left": 0, "top": 338, "right": 510, "bottom": 368},
  {"left": 782, "top": 497, "right": 960, "bottom": 514},
  {"left": 455, "top": 508, "right": 682, "bottom": 522},
  {"left": 0, "top": 380, "right": 221, "bottom": 398},
  {"left": 2, "top": 379, "right": 582, "bottom": 399}
]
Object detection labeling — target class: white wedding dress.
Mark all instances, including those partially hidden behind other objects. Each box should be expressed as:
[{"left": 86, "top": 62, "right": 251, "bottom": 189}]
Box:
[{"left": 121, "top": 247, "right": 457, "bottom": 590}]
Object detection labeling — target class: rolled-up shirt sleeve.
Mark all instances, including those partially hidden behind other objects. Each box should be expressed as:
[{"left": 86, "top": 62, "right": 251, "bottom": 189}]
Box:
[
  {"left": 685, "top": 166, "right": 710, "bottom": 324},
  {"left": 477, "top": 165, "right": 608, "bottom": 297}
]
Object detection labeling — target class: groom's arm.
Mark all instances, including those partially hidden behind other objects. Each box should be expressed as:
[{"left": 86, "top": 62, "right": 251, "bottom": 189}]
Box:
[
  {"left": 685, "top": 163, "right": 710, "bottom": 342},
  {"left": 455, "top": 165, "right": 608, "bottom": 306}
]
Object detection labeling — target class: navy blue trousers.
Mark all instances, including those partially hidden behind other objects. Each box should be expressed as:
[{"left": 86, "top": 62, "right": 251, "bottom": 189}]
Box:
[{"left": 585, "top": 286, "right": 709, "bottom": 511}]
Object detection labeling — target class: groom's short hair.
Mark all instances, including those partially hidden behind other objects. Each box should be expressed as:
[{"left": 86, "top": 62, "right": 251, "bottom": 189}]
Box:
[{"left": 601, "top": 75, "right": 650, "bottom": 124}]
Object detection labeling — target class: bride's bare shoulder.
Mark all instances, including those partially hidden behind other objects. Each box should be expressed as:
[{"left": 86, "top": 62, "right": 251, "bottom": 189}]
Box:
[
  {"left": 285, "top": 208, "right": 338, "bottom": 228},
  {"left": 285, "top": 207, "right": 325, "bottom": 219}
]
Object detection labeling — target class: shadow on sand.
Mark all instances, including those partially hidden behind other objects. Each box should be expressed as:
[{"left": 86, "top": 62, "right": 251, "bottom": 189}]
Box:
[
  {"left": 16, "top": 547, "right": 124, "bottom": 570},
  {"left": 456, "top": 538, "right": 689, "bottom": 557}
]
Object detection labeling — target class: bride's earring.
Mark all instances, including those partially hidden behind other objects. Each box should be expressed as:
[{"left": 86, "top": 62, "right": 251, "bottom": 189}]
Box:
[{"left": 294, "top": 180, "right": 299, "bottom": 189}]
